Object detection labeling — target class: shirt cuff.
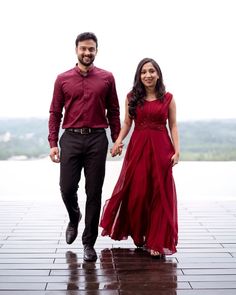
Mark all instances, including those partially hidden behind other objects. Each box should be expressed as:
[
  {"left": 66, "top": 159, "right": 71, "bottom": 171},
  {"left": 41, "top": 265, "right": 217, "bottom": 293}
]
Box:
[
  {"left": 49, "top": 141, "right": 58, "bottom": 148},
  {"left": 111, "top": 133, "right": 119, "bottom": 143}
]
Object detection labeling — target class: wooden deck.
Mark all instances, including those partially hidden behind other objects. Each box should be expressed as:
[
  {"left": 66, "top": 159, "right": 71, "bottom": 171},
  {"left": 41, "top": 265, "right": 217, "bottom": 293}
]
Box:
[{"left": 1, "top": 199, "right": 236, "bottom": 294}]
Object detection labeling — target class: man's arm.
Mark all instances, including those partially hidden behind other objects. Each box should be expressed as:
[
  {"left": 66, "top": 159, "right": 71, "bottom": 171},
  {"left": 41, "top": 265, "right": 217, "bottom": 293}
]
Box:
[
  {"left": 110, "top": 97, "right": 133, "bottom": 157},
  {"left": 106, "top": 74, "right": 121, "bottom": 142},
  {"left": 48, "top": 76, "right": 64, "bottom": 162}
]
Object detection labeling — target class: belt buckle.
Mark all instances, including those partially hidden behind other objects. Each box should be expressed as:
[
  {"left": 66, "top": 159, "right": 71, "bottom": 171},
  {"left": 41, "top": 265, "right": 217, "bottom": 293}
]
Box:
[{"left": 80, "top": 128, "right": 91, "bottom": 134}]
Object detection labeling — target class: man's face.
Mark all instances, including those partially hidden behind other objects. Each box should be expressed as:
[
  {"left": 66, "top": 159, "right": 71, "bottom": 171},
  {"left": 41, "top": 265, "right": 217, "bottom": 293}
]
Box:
[{"left": 76, "top": 39, "right": 97, "bottom": 67}]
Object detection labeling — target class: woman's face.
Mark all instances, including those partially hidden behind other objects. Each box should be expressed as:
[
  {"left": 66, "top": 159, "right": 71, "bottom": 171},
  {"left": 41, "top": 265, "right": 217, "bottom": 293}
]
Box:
[{"left": 140, "top": 62, "right": 159, "bottom": 88}]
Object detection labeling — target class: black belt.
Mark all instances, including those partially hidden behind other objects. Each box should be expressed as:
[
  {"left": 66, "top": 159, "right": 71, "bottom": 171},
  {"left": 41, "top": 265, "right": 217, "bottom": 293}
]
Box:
[{"left": 66, "top": 128, "right": 105, "bottom": 134}]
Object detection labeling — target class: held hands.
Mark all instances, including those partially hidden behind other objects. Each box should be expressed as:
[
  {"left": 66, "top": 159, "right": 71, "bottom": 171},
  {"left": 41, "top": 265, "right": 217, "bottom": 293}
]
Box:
[
  {"left": 110, "top": 142, "right": 124, "bottom": 157},
  {"left": 49, "top": 147, "right": 60, "bottom": 163},
  {"left": 171, "top": 153, "right": 179, "bottom": 166}
]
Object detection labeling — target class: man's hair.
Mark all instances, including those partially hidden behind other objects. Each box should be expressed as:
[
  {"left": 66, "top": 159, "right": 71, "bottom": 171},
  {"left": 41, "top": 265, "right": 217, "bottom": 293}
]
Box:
[{"left": 75, "top": 32, "right": 98, "bottom": 48}]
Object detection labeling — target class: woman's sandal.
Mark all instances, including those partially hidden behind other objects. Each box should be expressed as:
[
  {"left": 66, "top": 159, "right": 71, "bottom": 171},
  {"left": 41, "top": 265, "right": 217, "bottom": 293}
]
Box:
[
  {"left": 150, "top": 250, "right": 161, "bottom": 258},
  {"left": 150, "top": 250, "right": 165, "bottom": 259}
]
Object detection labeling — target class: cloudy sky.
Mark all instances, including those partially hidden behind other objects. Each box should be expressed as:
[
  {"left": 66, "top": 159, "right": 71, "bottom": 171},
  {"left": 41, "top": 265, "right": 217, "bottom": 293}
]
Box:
[{"left": 0, "top": 0, "right": 235, "bottom": 121}]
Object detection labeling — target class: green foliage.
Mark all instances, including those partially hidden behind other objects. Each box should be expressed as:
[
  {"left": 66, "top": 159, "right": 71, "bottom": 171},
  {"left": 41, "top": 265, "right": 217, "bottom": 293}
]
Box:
[
  {"left": 0, "top": 118, "right": 49, "bottom": 160},
  {"left": 0, "top": 118, "right": 236, "bottom": 161},
  {"left": 178, "top": 120, "right": 236, "bottom": 161}
]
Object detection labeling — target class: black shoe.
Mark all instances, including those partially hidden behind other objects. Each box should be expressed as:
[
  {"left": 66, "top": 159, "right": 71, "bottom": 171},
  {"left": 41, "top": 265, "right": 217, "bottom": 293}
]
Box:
[
  {"left": 83, "top": 245, "right": 97, "bottom": 262},
  {"left": 65, "top": 212, "right": 82, "bottom": 244}
]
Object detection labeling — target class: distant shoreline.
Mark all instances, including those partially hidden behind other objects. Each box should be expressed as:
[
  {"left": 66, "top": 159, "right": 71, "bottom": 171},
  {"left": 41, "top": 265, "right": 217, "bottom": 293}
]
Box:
[{"left": 1, "top": 118, "right": 236, "bottom": 161}]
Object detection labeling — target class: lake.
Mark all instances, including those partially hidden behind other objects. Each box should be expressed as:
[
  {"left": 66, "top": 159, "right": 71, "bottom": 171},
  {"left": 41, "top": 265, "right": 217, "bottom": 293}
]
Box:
[{"left": 0, "top": 159, "right": 236, "bottom": 202}]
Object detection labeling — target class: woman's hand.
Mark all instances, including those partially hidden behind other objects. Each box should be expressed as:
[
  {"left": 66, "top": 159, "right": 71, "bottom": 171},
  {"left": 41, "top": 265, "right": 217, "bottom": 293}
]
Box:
[
  {"left": 110, "top": 142, "right": 124, "bottom": 157},
  {"left": 171, "top": 153, "right": 179, "bottom": 166}
]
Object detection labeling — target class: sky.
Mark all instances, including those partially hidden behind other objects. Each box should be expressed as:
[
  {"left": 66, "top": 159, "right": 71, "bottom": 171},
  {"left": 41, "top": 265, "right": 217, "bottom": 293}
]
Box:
[{"left": 0, "top": 0, "right": 235, "bottom": 121}]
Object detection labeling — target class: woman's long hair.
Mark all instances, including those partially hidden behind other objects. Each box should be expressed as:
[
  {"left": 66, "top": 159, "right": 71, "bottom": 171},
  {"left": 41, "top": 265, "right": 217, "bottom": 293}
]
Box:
[{"left": 128, "top": 58, "right": 166, "bottom": 118}]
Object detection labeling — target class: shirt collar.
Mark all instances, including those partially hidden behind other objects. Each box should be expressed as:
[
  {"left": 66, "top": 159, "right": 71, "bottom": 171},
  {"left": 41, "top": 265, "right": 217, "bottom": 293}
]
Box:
[{"left": 75, "top": 63, "right": 95, "bottom": 76}]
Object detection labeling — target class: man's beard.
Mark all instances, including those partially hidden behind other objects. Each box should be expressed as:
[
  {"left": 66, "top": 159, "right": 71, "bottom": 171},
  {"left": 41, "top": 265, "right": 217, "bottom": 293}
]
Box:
[{"left": 78, "top": 55, "right": 95, "bottom": 67}]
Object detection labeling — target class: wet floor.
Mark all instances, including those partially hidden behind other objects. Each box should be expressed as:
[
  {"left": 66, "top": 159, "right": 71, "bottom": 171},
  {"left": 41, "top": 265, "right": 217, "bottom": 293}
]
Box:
[{"left": 1, "top": 199, "right": 236, "bottom": 294}]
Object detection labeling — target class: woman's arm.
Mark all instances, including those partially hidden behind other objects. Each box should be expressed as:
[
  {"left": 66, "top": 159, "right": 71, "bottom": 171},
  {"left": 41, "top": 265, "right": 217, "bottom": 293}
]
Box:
[
  {"left": 168, "top": 97, "right": 180, "bottom": 165},
  {"left": 111, "top": 97, "right": 133, "bottom": 157}
]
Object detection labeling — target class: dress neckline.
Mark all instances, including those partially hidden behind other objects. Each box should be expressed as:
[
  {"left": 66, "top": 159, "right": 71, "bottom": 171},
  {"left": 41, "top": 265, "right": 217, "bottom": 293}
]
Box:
[{"left": 145, "top": 99, "right": 158, "bottom": 102}]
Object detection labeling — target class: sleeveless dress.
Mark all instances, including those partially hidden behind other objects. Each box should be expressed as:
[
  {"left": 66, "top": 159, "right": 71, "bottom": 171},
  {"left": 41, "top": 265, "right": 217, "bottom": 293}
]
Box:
[{"left": 100, "top": 92, "right": 178, "bottom": 255}]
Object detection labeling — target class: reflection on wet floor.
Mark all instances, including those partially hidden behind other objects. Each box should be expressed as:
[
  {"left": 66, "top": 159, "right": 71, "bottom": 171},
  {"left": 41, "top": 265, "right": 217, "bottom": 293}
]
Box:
[
  {"left": 1, "top": 200, "right": 236, "bottom": 294},
  {"left": 65, "top": 249, "right": 177, "bottom": 293}
]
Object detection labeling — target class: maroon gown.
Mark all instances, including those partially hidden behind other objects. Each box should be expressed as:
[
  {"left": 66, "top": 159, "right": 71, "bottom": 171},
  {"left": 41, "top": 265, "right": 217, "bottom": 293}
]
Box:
[{"left": 100, "top": 92, "right": 178, "bottom": 255}]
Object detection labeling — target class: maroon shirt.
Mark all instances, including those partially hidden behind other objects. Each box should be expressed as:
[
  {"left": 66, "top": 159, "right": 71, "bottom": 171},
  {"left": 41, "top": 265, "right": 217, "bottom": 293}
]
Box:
[{"left": 48, "top": 65, "right": 121, "bottom": 148}]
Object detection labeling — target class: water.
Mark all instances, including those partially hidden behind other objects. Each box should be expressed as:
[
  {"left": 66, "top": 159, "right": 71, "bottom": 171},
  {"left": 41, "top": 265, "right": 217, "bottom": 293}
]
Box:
[{"left": 0, "top": 159, "right": 236, "bottom": 202}]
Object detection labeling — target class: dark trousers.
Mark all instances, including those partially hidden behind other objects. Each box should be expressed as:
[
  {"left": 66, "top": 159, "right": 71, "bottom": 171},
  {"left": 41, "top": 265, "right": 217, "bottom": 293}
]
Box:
[{"left": 59, "top": 130, "right": 108, "bottom": 246}]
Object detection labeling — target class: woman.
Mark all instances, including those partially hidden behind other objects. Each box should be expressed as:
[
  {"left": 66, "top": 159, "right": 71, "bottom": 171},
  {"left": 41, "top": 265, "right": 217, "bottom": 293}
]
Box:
[{"left": 100, "top": 58, "right": 179, "bottom": 257}]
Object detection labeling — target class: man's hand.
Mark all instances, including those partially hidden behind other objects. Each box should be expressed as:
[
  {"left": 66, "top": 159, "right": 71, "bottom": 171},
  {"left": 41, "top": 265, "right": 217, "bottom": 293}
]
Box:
[
  {"left": 110, "top": 142, "right": 124, "bottom": 157},
  {"left": 49, "top": 147, "right": 60, "bottom": 163}
]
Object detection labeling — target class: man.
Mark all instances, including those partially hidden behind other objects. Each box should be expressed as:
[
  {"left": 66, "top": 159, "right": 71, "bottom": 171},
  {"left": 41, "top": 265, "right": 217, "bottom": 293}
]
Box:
[{"left": 48, "top": 32, "right": 120, "bottom": 261}]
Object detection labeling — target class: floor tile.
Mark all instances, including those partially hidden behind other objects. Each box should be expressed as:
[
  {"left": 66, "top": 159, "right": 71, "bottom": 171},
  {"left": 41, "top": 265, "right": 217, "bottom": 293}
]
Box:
[{"left": 1, "top": 199, "right": 236, "bottom": 293}]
